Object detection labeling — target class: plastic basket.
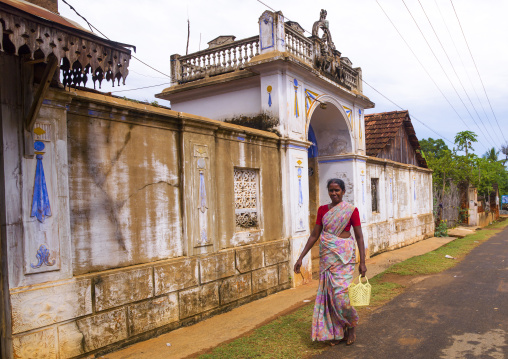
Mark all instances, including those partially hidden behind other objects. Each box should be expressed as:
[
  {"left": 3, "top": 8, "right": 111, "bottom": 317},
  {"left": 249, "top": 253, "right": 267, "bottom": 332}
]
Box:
[{"left": 348, "top": 275, "right": 371, "bottom": 306}]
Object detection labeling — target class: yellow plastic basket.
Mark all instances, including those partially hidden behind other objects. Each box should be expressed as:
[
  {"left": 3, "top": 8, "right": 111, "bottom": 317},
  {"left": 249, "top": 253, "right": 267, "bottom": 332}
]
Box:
[{"left": 348, "top": 275, "right": 371, "bottom": 306}]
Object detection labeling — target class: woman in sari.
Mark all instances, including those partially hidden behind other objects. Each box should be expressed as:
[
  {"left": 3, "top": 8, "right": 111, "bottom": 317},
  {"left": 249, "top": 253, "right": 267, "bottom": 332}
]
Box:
[{"left": 294, "top": 178, "right": 367, "bottom": 346}]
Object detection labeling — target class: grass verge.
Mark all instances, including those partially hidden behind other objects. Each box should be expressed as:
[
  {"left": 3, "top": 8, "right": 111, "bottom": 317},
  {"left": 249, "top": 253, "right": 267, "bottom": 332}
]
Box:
[{"left": 199, "top": 218, "right": 508, "bottom": 359}]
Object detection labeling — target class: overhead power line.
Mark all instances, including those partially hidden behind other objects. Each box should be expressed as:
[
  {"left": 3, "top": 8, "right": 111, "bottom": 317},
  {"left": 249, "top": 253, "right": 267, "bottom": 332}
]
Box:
[
  {"left": 400, "top": 0, "right": 492, "bottom": 148},
  {"left": 375, "top": 1, "right": 477, "bottom": 141},
  {"left": 61, "top": 0, "right": 172, "bottom": 79},
  {"left": 433, "top": 0, "right": 497, "bottom": 144},
  {"left": 362, "top": 80, "right": 454, "bottom": 145},
  {"left": 110, "top": 82, "right": 171, "bottom": 93},
  {"left": 449, "top": 0, "right": 507, "bottom": 145},
  {"left": 416, "top": 0, "right": 501, "bottom": 147}
]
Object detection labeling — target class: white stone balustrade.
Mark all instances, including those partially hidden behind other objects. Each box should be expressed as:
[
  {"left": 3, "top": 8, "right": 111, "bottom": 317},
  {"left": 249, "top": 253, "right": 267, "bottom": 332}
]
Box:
[
  {"left": 284, "top": 26, "right": 313, "bottom": 65},
  {"left": 170, "top": 23, "right": 362, "bottom": 93},
  {"left": 171, "top": 36, "right": 260, "bottom": 84}
]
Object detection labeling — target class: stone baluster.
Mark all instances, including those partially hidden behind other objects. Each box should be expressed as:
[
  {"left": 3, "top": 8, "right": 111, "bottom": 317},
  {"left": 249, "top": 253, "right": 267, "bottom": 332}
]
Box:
[
  {"left": 232, "top": 46, "right": 237, "bottom": 69},
  {"left": 192, "top": 58, "right": 197, "bottom": 79},
  {"left": 205, "top": 54, "right": 210, "bottom": 77},
  {"left": 222, "top": 50, "right": 227, "bottom": 69},
  {"left": 227, "top": 48, "right": 232, "bottom": 69},
  {"left": 242, "top": 44, "right": 247, "bottom": 64},
  {"left": 196, "top": 56, "right": 201, "bottom": 78},
  {"left": 213, "top": 51, "right": 219, "bottom": 75}
]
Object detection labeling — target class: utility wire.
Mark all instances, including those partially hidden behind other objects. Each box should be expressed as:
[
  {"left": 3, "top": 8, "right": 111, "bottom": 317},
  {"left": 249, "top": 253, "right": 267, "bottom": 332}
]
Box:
[
  {"left": 449, "top": 0, "right": 507, "bottom": 145},
  {"left": 433, "top": 0, "right": 496, "bottom": 144},
  {"left": 61, "top": 0, "right": 107, "bottom": 37},
  {"left": 110, "top": 82, "right": 172, "bottom": 93},
  {"left": 130, "top": 70, "right": 169, "bottom": 80},
  {"left": 375, "top": 2, "right": 472, "bottom": 134},
  {"left": 61, "top": 0, "right": 172, "bottom": 79},
  {"left": 401, "top": 0, "right": 491, "bottom": 149},
  {"left": 362, "top": 79, "right": 454, "bottom": 145},
  {"left": 416, "top": 0, "right": 501, "bottom": 146}
]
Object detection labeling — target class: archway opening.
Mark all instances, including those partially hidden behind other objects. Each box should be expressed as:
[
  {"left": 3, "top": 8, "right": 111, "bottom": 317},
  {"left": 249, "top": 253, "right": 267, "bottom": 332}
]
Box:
[{"left": 307, "top": 102, "right": 352, "bottom": 267}]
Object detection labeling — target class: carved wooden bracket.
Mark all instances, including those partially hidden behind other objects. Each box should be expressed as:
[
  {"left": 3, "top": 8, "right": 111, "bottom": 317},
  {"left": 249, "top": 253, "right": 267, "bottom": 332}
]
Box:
[{"left": 23, "top": 56, "right": 58, "bottom": 157}]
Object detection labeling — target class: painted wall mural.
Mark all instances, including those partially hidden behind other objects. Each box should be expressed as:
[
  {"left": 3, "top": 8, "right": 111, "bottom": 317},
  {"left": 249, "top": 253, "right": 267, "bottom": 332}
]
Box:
[
  {"left": 267, "top": 85, "right": 272, "bottom": 107},
  {"left": 305, "top": 89, "right": 319, "bottom": 118},
  {"left": 194, "top": 145, "right": 211, "bottom": 246},
  {"left": 358, "top": 109, "right": 363, "bottom": 141},
  {"left": 26, "top": 123, "right": 60, "bottom": 274},
  {"left": 293, "top": 79, "right": 299, "bottom": 117},
  {"left": 31, "top": 244, "right": 55, "bottom": 269},
  {"left": 295, "top": 158, "right": 305, "bottom": 232},
  {"left": 31, "top": 135, "right": 51, "bottom": 223},
  {"left": 259, "top": 12, "right": 274, "bottom": 50},
  {"left": 343, "top": 106, "right": 353, "bottom": 132}
]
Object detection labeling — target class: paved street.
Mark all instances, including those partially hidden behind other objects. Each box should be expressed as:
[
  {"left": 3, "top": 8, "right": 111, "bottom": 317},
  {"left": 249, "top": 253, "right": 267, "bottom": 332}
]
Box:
[{"left": 315, "top": 226, "right": 508, "bottom": 359}]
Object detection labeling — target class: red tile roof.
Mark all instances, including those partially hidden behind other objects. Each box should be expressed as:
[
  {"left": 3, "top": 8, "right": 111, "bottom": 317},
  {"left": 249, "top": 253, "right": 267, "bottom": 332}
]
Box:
[{"left": 365, "top": 110, "right": 427, "bottom": 168}]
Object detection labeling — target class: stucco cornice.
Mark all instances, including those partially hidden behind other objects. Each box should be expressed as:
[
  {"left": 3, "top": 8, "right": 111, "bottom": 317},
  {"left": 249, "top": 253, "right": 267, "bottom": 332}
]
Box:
[
  {"left": 246, "top": 52, "right": 375, "bottom": 109},
  {"left": 65, "top": 88, "right": 280, "bottom": 143},
  {"left": 280, "top": 138, "right": 312, "bottom": 150},
  {"left": 365, "top": 155, "right": 433, "bottom": 173},
  {"left": 155, "top": 70, "right": 258, "bottom": 101}
]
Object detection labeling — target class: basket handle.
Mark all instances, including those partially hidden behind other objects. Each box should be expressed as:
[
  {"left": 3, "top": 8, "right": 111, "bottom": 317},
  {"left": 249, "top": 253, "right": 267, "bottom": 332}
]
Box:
[{"left": 355, "top": 275, "right": 369, "bottom": 285}]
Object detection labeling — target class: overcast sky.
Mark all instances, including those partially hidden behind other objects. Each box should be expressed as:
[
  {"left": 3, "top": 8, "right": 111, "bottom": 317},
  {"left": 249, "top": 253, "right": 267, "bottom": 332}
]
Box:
[{"left": 58, "top": 0, "right": 508, "bottom": 155}]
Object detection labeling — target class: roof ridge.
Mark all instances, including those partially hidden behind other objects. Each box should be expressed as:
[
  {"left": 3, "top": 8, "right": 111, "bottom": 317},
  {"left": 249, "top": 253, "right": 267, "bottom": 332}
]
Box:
[{"left": 365, "top": 109, "right": 408, "bottom": 117}]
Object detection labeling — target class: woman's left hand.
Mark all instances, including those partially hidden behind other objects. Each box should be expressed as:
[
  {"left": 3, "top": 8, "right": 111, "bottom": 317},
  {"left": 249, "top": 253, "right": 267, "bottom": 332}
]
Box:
[{"left": 359, "top": 263, "right": 367, "bottom": 277}]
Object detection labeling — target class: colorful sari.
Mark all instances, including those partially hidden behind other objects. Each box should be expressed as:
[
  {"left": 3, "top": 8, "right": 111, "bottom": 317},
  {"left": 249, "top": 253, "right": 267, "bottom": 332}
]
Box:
[{"left": 311, "top": 201, "right": 359, "bottom": 341}]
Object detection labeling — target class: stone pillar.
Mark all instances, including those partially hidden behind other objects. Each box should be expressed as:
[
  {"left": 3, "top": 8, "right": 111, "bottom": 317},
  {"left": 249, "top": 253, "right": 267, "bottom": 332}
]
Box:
[
  {"left": 25, "top": 0, "right": 58, "bottom": 13},
  {"left": 258, "top": 10, "right": 286, "bottom": 55},
  {"left": 284, "top": 143, "right": 312, "bottom": 287},
  {"left": 170, "top": 54, "right": 181, "bottom": 86}
]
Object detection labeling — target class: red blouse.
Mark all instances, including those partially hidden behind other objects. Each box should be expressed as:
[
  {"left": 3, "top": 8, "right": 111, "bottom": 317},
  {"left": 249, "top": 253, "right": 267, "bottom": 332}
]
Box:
[{"left": 315, "top": 205, "right": 361, "bottom": 231}]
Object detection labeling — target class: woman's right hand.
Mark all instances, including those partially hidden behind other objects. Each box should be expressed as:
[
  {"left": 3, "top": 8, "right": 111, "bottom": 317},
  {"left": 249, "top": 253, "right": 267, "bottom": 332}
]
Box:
[{"left": 294, "top": 258, "right": 302, "bottom": 274}]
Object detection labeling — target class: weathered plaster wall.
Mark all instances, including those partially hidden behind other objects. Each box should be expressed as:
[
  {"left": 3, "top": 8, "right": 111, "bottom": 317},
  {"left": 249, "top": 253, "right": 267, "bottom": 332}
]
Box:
[
  {"left": 364, "top": 159, "right": 434, "bottom": 255},
  {"left": 169, "top": 76, "right": 262, "bottom": 121},
  {"left": 214, "top": 135, "right": 282, "bottom": 250},
  {"left": 67, "top": 107, "right": 183, "bottom": 274},
  {"left": 7, "top": 90, "right": 289, "bottom": 359}
]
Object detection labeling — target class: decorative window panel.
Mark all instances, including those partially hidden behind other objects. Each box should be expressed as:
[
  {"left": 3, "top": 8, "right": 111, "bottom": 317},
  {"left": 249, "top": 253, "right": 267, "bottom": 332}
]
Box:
[{"left": 234, "top": 169, "right": 259, "bottom": 230}]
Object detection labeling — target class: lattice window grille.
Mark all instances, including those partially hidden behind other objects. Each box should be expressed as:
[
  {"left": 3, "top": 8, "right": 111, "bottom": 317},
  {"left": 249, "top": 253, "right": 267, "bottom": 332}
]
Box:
[{"left": 234, "top": 168, "right": 259, "bottom": 229}]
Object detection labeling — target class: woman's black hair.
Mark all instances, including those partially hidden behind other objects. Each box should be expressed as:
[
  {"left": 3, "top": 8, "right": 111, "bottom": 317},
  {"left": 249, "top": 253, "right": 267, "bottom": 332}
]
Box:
[{"left": 327, "top": 178, "right": 345, "bottom": 191}]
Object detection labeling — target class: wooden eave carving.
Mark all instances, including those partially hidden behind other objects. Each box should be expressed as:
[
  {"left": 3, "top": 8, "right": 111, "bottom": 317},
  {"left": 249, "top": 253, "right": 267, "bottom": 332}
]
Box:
[{"left": 0, "top": 3, "right": 133, "bottom": 88}]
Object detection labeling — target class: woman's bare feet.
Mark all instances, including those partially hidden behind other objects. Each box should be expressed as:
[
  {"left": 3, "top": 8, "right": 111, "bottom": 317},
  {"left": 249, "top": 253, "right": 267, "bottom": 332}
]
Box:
[{"left": 346, "top": 327, "right": 356, "bottom": 345}]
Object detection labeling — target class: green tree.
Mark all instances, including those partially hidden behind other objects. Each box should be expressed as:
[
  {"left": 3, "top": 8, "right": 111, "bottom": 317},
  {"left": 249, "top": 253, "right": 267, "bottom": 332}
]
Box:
[
  {"left": 482, "top": 147, "right": 499, "bottom": 161},
  {"left": 454, "top": 130, "right": 478, "bottom": 156},
  {"left": 501, "top": 143, "right": 508, "bottom": 165},
  {"left": 420, "top": 138, "right": 449, "bottom": 159}
]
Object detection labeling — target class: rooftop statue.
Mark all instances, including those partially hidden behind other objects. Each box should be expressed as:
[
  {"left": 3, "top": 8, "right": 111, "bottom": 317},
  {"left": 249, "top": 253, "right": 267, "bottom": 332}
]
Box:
[
  {"left": 312, "top": 9, "right": 336, "bottom": 51},
  {"left": 312, "top": 10, "right": 345, "bottom": 84}
]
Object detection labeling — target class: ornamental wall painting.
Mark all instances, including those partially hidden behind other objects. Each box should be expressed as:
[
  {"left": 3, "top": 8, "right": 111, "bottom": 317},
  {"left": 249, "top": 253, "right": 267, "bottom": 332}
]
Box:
[
  {"left": 194, "top": 144, "right": 212, "bottom": 247},
  {"left": 294, "top": 158, "right": 306, "bottom": 233},
  {"left": 26, "top": 123, "right": 59, "bottom": 274}
]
